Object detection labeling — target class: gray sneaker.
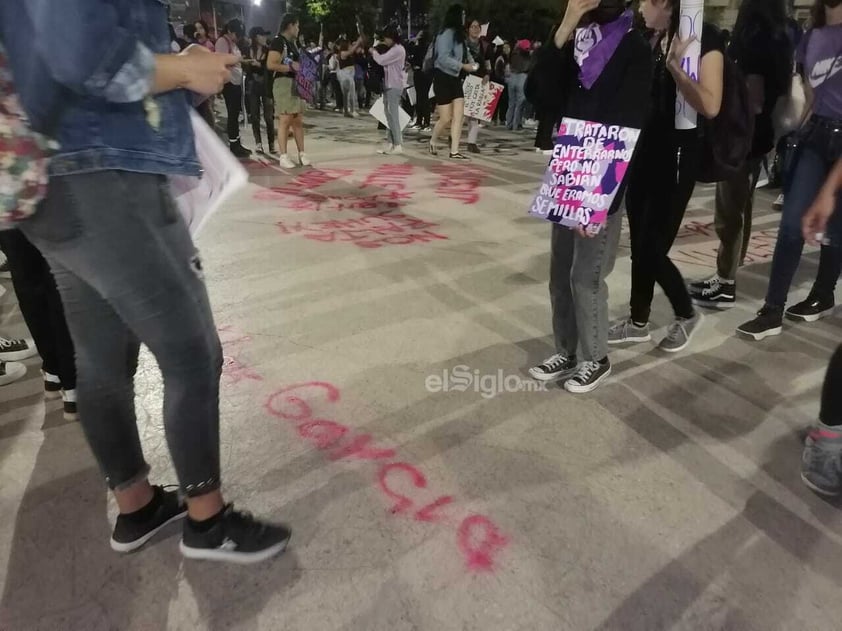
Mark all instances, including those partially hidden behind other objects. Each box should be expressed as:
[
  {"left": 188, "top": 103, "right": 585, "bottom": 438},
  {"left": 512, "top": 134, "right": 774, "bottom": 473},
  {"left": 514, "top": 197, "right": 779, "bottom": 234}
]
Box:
[
  {"left": 659, "top": 312, "right": 702, "bottom": 353},
  {"left": 802, "top": 425, "right": 842, "bottom": 496},
  {"left": 607, "top": 319, "right": 651, "bottom": 345}
]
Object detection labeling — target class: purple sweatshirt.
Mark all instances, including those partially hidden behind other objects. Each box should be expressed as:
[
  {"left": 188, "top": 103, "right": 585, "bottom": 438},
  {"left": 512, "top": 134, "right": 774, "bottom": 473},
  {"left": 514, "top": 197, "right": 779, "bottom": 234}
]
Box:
[{"left": 372, "top": 44, "right": 407, "bottom": 90}]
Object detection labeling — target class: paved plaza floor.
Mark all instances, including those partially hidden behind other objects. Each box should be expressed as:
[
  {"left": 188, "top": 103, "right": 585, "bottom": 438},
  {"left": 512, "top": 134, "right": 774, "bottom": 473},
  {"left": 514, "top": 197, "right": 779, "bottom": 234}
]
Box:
[{"left": 1, "top": 111, "right": 840, "bottom": 630}]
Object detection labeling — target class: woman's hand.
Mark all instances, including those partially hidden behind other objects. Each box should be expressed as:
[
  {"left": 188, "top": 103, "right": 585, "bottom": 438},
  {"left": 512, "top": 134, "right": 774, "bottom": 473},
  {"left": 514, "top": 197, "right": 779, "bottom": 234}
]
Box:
[
  {"left": 462, "top": 62, "right": 477, "bottom": 73},
  {"left": 555, "top": 0, "right": 599, "bottom": 48},
  {"left": 803, "top": 190, "right": 837, "bottom": 246},
  {"left": 666, "top": 35, "right": 695, "bottom": 74}
]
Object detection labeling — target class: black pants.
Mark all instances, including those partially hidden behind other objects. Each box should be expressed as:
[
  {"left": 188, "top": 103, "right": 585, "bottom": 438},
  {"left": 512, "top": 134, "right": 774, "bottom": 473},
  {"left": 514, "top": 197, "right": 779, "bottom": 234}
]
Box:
[
  {"left": 222, "top": 83, "right": 243, "bottom": 145},
  {"left": 822, "top": 345, "right": 842, "bottom": 426},
  {"left": 0, "top": 228, "right": 76, "bottom": 389},
  {"left": 535, "top": 110, "right": 556, "bottom": 150},
  {"left": 625, "top": 131, "right": 699, "bottom": 323},
  {"left": 249, "top": 81, "right": 275, "bottom": 149},
  {"left": 414, "top": 71, "right": 432, "bottom": 128},
  {"left": 494, "top": 85, "right": 509, "bottom": 124},
  {"left": 331, "top": 75, "right": 344, "bottom": 111}
]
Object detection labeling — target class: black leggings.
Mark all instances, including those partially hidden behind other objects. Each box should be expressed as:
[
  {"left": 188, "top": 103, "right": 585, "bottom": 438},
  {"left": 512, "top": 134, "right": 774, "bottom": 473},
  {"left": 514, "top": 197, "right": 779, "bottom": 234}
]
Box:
[
  {"left": 249, "top": 82, "right": 275, "bottom": 148},
  {"left": 414, "top": 71, "right": 432, "bottom": 128},
  {"left": 222, "top": 83, "right": 243, "bottom": 145},
  {"left": 625, "top": 131, "right": 699, "bottom": 323},
  {"left": 822, "top": 345, "right": 842, "bottom": 426},
  {"left": 0, "top": 229, "right": 76, "bottom": 389}
]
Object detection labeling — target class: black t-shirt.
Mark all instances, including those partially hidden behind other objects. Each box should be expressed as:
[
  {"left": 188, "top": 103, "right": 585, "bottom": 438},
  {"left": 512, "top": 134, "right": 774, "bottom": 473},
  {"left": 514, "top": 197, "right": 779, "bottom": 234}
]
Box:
[
  {"left": 729, "top": 20, "right": 793, "bottom": 156},
  {"left": 270, "top": 36, "right": 299, "bottom": 80},
  {"left": 650, "top": 23, "right": 726, "bottom": 137}
]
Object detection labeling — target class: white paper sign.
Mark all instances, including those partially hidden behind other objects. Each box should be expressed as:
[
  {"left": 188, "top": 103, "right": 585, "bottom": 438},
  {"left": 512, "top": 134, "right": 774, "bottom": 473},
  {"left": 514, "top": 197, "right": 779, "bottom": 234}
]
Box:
[
  {"left": 675, "top": 0, "right": 704, "bottom": 130},
  {"left": 462, "top": 75, "right": 504, "bottom": 123},
  {"left": 369, "top": 96, "right": 412, "bottom": 130},
  {"left": 492, "top": 36, "right": 504, "bottom": 46},
  {"left": 480, "top": 23, "right": 489, "bottom": 38},
  {"left": 407, "top": 86, "right": 417, "bottom": 106},
  {"left": 170, "top": 110, "right": 249, "bottom": 237}
]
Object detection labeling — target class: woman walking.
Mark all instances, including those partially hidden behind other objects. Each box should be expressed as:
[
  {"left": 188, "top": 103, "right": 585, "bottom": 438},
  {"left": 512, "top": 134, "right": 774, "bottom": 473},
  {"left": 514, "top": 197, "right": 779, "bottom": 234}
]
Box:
[
  {"left": 608, "top": 0, "right": 725, "bottom": 353},
  {"left": 430, "top": 3, "right": 478, "bottom": 160}
]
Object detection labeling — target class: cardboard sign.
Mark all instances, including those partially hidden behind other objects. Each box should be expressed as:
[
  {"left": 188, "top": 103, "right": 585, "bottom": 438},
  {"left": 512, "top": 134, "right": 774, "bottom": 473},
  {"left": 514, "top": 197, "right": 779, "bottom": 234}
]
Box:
[
  {"left": 296, "top": 51, "right": 319, "bottom": 104},
  {"left": 462, "top": 75, "right": 504, "bottom": 123},
  {"left": 369, "top": 96, "right": 412, "bottom": 130},
  {"left": 675, "top": 0, "right": 703, "bottom": 130},
  {"left": 528, "top": 118, "right": 640, "bottom": 230}
]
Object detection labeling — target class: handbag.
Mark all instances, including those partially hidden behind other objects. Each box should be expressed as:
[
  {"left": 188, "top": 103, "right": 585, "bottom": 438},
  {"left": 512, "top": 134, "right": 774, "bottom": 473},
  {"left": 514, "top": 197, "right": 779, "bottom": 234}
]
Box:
[{"left": 0, "top": 42, "right": 52, "bottom": 229}]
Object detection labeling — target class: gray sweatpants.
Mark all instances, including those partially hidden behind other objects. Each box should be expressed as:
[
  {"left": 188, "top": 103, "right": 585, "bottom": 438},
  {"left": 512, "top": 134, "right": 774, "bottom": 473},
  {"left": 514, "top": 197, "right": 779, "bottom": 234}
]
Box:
[
  {"left": 549, "top": 211, "right": 623, "bottom": 362},
  {"left": 21, "top": 171, "right": 223, "bottom": 497}
]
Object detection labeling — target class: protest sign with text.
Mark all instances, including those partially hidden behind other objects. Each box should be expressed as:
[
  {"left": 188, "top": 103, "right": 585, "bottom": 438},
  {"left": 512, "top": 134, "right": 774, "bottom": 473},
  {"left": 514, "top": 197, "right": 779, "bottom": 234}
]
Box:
[
  {"left": 528, "top": 118, "right": 640, "bottom": 231},
  {"left": 462, "top": 75, "right": 504, "bottom": 123}
]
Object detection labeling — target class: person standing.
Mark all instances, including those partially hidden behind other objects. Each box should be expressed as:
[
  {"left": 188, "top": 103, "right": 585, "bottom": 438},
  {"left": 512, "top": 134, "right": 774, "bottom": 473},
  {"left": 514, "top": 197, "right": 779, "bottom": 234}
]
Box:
[
  {"left": 690, "top": 0, "right": 793, "bottom": 308},
  {"left": 608, "top": 0, "right": 725, "bottom": 352},
  {"left": 493, "top": 42, "right": 511, "bottom": 126},
  {"left": 430, "top": 3, "right": 477, "bottom": 160},
  {"left": 246, "top": 27, "right": 275, "bottom": 154},
  {"left": 372, "top": 26, "right": 407, "bottom": 155},
  {"left": 410, "top": 31, "right": 433, "bottom": 131},
  {"left": 1, "top": 0, "right": 291, "bottom": 562},
  {"left": 506, "top": 40, "right": 530, "bottom": 131},
  {"left": 336, "top": 38, "right": 362, "bottom": 118},
  {"left": 465, "top": 19, "right": 492, "bottom": 154},
  {"left": 267, "top": 14, "right": 312, "bottom": 169},
  {"left": 737, "top": 0, "right": 842, "bottom": 340},
  {"left": 215, "top": 19, "right": 251, "bottom": 157},
  {"left": 528, "top": 0, "right": 652, "bottom": 393}
]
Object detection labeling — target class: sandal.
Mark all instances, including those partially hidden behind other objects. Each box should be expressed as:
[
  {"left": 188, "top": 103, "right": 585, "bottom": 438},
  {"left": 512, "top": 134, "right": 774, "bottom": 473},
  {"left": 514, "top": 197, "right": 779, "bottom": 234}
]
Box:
[{"left": 449, "top": 152, "right": 470, "bottom": 160}]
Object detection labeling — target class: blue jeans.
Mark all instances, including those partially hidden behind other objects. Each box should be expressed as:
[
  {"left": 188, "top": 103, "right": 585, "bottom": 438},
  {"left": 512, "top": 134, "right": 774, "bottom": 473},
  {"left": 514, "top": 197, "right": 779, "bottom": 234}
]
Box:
[
  {"left": 383, "top": 87, "right": 403, "bottom": 147},
  {"left": 506, "top": 73, "right": 526, "bottom": 130},
  {"left": 21, "top": 172, "right": 223, "bottom": 497},
  {"left": 766, "top": 146, "right": 842, "bottom": 308}
]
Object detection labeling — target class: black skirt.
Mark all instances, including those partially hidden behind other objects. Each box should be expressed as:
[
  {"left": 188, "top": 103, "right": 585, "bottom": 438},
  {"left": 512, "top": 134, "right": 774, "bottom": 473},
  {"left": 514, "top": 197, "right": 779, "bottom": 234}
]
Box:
[{"left": 433, "top": 70, "right": 464, "bottom": 106}]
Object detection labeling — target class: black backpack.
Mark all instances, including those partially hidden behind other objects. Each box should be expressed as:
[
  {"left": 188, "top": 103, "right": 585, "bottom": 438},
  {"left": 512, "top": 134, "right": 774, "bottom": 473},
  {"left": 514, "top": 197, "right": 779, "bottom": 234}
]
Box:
[{"left": 697, "top": 55, "right": 755, "bottom": 183}]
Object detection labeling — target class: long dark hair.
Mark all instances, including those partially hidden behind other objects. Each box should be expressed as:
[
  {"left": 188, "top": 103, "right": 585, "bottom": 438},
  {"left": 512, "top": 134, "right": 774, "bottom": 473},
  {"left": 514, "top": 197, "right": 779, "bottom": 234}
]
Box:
[
  {"left": 732, "top": 0, "right": 792, "bottom": 93},
  {"left": 733, "top": 0, "right": 787, "bottom": 38},
  {"left": 442, "top": 3, "right": 466, "bottom": 43},
  {"left": 810, "top": 0, "right": 839, "bottom": 28}
]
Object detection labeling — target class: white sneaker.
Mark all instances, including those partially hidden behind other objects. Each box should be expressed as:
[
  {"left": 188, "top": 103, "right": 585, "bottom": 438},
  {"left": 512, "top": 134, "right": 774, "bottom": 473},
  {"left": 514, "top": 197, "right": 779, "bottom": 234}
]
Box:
[
  {"left": 390, "top": 145, "right": 404, "bottom": 155},
  {"left": 279, "top": 154, "right": 297, "bottom": 169},
  {"left": 299, "top": 153, "right": 312, "bottom": 167},
  {"left": 0, "top": 361, "right": 25, "bottom": 386},
  {"left": 351, "top": 112, "right": 360, "bottom": 119},
  {"left": 377, "top": 144, "right": 394, "bottom": 155}
]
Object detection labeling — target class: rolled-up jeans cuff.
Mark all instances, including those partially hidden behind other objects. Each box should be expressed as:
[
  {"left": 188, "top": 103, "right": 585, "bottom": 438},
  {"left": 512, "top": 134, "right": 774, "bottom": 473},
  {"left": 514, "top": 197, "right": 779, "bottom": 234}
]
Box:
[
  {"left": 183, "top": 475, "right": 221, "bottom": 498},
  {"left": 107, "top": 463, "right": 152, "bottom": 492}
]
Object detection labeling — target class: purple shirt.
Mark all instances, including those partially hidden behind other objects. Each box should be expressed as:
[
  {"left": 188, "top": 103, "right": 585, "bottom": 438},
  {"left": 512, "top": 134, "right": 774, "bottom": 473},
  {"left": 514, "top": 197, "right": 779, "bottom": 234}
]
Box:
[
  {"left": 798, "top": 25, "right": 842, "bottom": 119},
  {"left": 372, "top": 44, "right": 406, "bottom": 90}
]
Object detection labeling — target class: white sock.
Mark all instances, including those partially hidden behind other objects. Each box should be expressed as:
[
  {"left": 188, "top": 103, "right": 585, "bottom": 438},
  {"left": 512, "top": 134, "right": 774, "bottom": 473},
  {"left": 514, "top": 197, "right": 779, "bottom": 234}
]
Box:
[
  {"left": 62, "top": 389, "right": 77, "bottom": 403},
  {"left": 43, "top": 372, "right": 61, "bottom": 384}
]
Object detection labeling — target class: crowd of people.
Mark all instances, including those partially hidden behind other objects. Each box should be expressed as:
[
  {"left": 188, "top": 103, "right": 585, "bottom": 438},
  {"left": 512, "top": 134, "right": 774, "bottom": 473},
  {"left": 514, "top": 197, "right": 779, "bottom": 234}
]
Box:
[{"left": 0, "top": 0, "right": 840, "bottom": 573}]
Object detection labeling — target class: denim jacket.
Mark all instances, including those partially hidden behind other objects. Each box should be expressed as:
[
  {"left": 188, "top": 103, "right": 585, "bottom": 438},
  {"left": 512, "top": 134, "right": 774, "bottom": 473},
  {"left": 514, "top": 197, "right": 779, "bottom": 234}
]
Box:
[{"left": 0, "top": 0, "right": 199, "bottom": 177}]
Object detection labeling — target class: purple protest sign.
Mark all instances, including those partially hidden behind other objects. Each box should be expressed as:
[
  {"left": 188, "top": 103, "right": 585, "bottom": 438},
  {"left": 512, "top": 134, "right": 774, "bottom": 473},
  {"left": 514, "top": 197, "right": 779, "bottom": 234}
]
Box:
[
  {"left": 528, "top": 117, "right": 640, "bottom": 231},
  {"left": 295, "top": 51, "right": 319, "bottom": 105}
]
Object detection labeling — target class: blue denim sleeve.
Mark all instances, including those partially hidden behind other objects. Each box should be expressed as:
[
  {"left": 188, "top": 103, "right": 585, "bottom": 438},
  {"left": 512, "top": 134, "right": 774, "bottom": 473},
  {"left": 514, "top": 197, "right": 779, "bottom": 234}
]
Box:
[
  {"left": 27, "top": 0, "right": 154, "bottom": 102},
  {"left": 435, "top": 30, "right": 463, "bottom": 76}
]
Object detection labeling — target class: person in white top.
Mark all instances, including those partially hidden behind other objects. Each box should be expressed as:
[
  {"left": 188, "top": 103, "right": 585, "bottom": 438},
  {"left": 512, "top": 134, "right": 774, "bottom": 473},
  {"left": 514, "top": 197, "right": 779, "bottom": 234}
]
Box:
[{"left": 215, "top": 19, "right": 251, "bottom": 157}]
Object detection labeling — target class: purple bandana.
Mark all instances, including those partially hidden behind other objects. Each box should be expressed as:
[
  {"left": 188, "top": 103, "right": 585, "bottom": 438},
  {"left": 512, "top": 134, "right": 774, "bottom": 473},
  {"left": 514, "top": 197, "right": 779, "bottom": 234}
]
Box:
[{"left": 574, "top": 10, "right": 634, "bottom": 90}]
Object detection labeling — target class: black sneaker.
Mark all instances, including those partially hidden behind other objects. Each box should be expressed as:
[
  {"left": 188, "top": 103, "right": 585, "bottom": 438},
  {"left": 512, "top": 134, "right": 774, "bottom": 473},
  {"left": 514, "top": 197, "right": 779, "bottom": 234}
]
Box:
[
  {"left": 688, "top": 275, "right": 718, "bottom": 295},
  {"left": 180, "top": 505, "right": 291, "bottom": 564},
  {"left": 110, "top": 486, "right": 187, "bottom": 553},
  {"left": 736, "top": 305, "right": 783, "bottom": 341},
  {"left": 229, "top": 142, "right": 252, "bottom": 158},
  {"left": 62, "top": 391, "right": 78, "bottom": 421},
  {"left": 44, "top": 378, "right": 62, "bottom": 399},
  {"left": 467, "top": 143, "right": 481, "bottom": 154},
  {"left": 785, "top": 295, "right": 835, "bottom": 322},
  {"left": 0, "top": 336, "right": 37, "bottom": 361},
  {"left": 692, "top": 278, "right": 735, "bottom": 309},
  {"left": 564, "top": 361, "right": 611, "bottom": 394},
  {"left": 528, "top": 353, "right": 577, "bottom": 382}
]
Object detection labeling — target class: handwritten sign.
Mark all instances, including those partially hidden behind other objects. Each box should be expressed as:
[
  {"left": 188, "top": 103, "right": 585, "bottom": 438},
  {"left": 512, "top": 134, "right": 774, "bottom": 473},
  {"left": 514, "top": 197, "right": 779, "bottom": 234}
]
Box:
[
  {"left": 528, "top": 117, "right": 640, "bottom": 230},
  {"left": 296, "top": 51, "right": 319, "bottom": 104},
  {"left": 462, "top": 75, "right": 504, "bottom": 123},
  {"left": 675, "top": 0, "right": 703, "bottom": 130}
]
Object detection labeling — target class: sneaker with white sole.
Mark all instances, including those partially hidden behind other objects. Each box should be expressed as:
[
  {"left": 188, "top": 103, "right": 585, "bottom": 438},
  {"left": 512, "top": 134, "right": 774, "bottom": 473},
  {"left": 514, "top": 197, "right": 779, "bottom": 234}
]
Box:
[
  {"left": 736, "top": 305, "right": 783, "bottom": 341},
  {"left": 773, "top": 193, "right": 784, "bottom": 211},
  {"left": 299, "top": 153, "right": 312, "bottom": 167},
  {"left": 180, "top": 505, "right": 291, "bottom": 565},
  {"left": 62, "top": 389, "right": 78, "bottom": 421},
  {"left": 691, "top": 278, "right": 736, "bottom": 309},
  {"left": 0, "top": 360, "right": 25, "bottom": 386},
  {"left": 377, "top": 144, "right": 394, "bottom": 154},
  {"left": 0, "top": 337, "right": 37, "bottom": 361},
  {"left": 564, "top": 361, "right": 611, "bottom": 394},
  {"left": 659, "top": 312, "right": 702, "bottom": 353},
  {"left": 607, "top": 318, "right": 651, "bottom": 345},
  {"left": 786, "top": 294, "right": 835, "bottom": 322},
  {"left": 279, "top": 154, "right": 297, "bottom": 169},
  {"left": 110, "top": 486, "right": 187, "bottom": 553},
  {"left": 528, "top": 353, "right": 577, "bottom": 382},
  {"left": 801, "top": 423, "right": 842, "bottom": 496}
]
